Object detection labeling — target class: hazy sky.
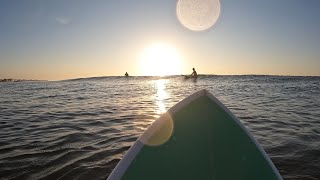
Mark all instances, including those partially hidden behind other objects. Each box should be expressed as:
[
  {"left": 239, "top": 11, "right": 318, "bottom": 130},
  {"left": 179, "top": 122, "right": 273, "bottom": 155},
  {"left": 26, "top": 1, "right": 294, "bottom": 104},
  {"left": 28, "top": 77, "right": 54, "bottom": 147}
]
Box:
[{"left": 1, "top": 0, "right": 320, "bottom": 80}]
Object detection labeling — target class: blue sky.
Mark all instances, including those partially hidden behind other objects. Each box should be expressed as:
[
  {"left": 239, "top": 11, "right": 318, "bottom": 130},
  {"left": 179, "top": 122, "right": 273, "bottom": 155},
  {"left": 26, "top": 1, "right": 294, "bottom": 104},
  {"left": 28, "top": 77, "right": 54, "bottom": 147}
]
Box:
[{"left": 1, "top": 0, "right": 319, "bottom": 80}]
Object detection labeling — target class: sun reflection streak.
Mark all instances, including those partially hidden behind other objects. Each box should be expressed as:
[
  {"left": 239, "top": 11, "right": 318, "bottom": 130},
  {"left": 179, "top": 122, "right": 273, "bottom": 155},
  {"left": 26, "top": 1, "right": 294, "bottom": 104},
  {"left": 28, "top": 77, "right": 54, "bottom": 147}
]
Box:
[
  {"left": 138, "top": 79, "right": 175, "bottom": 146},
  {"left": 154, "top": 79, "right": 169, "bottom": 116}
]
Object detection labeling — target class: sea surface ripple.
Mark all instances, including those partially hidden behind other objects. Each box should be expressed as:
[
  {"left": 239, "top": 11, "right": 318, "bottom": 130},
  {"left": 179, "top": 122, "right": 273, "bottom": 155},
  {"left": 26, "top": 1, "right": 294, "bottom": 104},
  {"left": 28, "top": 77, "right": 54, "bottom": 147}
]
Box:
[{"left": 0, "top": 75, "right": 319, "bottom": 180}]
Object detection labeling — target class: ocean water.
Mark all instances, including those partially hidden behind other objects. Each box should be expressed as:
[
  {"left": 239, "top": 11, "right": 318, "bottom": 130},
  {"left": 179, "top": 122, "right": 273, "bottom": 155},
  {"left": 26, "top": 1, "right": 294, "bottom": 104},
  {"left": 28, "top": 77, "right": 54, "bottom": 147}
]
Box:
[{"left": 0, "top": 75, "right": 319, "bottom": 180}]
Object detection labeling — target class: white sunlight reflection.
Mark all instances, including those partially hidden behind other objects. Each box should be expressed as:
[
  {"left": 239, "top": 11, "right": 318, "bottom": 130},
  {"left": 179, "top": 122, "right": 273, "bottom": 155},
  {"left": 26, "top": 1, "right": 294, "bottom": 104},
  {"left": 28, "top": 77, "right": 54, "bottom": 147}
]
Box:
[
  {"left": 139, "top": 79, "right": 174, "bottom": 146},
  {"left": 154, "top": 79, "right": 169, "bottom": 116},
  {"left": 134, "top": 79, "right": 170, "bottom": 132}
]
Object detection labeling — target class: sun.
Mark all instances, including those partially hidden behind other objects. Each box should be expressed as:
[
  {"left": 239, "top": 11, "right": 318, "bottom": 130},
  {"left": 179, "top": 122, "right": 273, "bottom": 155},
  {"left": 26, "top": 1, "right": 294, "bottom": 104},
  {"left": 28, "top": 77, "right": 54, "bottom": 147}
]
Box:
[{"left": 139, "top": 43, "right": 182, "bottom": 76}]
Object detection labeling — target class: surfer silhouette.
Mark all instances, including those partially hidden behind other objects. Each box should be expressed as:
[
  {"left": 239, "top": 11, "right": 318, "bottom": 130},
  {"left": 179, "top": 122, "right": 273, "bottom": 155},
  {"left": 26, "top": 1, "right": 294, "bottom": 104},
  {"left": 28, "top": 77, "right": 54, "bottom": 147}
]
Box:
[
  {"left": 125, "top": 72, "right": 129, "bottom": 77},
  {"left": 190, "top": 68, "right": 197, "bottom": 78}
]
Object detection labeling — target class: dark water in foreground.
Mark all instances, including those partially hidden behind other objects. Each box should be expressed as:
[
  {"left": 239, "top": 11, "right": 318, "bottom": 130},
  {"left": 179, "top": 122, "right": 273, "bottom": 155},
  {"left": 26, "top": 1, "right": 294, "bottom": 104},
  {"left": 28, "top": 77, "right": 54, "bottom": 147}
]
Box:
[{"left": 0, "top": 75, "right": 319, "bottom": 180}]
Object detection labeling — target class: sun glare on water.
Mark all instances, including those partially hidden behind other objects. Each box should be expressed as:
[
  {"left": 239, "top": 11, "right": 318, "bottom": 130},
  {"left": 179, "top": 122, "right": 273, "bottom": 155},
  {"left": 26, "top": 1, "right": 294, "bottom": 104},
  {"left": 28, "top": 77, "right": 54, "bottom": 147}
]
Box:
[{"left": 139, "top": 43, "right": 182, "bottom": 76}]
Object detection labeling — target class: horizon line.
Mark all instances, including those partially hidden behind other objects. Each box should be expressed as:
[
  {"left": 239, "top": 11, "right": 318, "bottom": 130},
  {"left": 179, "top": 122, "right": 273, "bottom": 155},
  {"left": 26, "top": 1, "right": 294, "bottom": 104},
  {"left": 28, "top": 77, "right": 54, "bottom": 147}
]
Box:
[{"left": 2, "top": 73, "right": 318, "bottom": 82}]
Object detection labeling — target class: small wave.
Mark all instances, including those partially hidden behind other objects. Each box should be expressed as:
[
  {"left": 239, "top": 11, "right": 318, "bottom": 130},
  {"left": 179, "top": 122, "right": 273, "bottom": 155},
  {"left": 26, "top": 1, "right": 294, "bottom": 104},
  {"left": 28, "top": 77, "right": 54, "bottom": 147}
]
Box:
[{"left": 1, "top": 75, "right": 319, "bottom": 179}]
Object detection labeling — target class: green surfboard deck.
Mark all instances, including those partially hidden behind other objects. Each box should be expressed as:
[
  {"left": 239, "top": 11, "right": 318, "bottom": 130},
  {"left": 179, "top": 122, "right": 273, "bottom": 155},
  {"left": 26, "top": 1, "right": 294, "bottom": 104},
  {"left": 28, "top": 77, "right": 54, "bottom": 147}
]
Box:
[{"left": 108, "top": 89, "right": 282, "bottom": 180}]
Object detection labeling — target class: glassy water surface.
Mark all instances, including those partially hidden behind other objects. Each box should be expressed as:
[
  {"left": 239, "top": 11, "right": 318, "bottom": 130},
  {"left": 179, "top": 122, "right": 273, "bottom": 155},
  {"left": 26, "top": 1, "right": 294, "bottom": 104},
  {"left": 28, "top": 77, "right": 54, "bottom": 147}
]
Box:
[{"left": 0, "top": 75, "right": 319, "bottom": 179}]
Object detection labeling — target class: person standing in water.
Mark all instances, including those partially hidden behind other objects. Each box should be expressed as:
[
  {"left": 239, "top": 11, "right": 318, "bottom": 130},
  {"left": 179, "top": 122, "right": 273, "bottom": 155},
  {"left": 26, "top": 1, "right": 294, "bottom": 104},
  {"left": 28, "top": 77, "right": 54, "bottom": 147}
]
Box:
[
  {"left": 190, "top": 68, "right": 197, "bottom": 78},
  {"left": 125, "top": 72, "right": 129, "bottom": 77}
]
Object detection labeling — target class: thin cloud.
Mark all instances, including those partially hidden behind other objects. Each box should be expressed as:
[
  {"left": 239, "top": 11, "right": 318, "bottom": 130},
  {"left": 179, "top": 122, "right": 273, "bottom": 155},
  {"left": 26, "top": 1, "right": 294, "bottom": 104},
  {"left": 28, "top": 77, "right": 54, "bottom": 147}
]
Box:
[{"left": 55, "top": 17, "right": 71, "bottom": 25}]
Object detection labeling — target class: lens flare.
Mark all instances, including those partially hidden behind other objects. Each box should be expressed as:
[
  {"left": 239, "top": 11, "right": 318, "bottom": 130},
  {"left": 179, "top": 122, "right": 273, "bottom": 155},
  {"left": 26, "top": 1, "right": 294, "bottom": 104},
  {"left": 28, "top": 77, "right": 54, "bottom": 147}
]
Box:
[
  {"left": 139, "top": 112, "right": 174, "bottom": 146},
  {"left": 176, "top": 0, "right": 221, "bottom": 31}
]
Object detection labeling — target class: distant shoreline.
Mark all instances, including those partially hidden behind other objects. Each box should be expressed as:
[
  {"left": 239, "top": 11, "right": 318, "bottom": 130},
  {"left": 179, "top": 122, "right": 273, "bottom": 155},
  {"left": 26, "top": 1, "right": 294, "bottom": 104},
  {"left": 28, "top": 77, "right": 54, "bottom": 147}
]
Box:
[{"left": 0, "top": 79, "right": 45, "bottom": 83}]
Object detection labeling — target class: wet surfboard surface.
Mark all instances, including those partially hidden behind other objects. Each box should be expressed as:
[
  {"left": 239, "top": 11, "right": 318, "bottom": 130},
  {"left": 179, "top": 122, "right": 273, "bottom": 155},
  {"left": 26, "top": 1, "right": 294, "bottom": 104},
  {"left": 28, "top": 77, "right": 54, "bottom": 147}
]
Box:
[{"left": 107, "top": 89, "right": 282, "bottom": 180}]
